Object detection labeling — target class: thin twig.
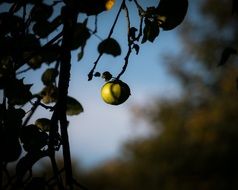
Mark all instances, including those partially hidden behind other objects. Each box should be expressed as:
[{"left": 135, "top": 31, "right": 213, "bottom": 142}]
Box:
[
  {"left": 16, "top": 66, "right": 31, "bottom": 75},
  {"left": 93, "top": 15, "right": 98, "bottom": 33},
  {"left": 133, "top": 0, "right": 145, "bottom": 13},
  {"left": 87, "top": 0, "right": 126, "bottom": 80},
  {"left": 88, "top": 28, "right": 103, "bottom": 41},
  {"left": 116, "top": 3, "right": 132, "bottom": 79},
  {"left": 38, "top": 102, "right": 54, "bottom": 111},
  {"left": 135, "top": 15, "right": 144, "bottom": 41}
]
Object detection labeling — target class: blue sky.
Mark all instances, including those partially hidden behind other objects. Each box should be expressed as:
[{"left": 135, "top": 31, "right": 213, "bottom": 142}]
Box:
[{"left": 65, "top": 0, "right": 186, "bottom": 169}]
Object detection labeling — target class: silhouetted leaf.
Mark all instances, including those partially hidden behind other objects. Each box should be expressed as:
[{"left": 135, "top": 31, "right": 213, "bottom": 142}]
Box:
[
  {"left": 24, "top": 52, "right": 43, "bottom": 69},
  {"left": 71, "top": 22, "right": 91, "bottom": 50},
  {"left": 18, "top": 35, "right": 44, "bottom": 68},
  {"left": 25, "top": 177, "right": 46, "bottom": 190},
  {"left": 142, "top": 18, "right": 160, "bottom": 43},
  {"left": 15, "top": 108, "right": 26, "bottom": 119},
  {"left": 16, "top": 150, "right": 47, "bottom": 180},
  {"left": 41, "top": 68, "right": 58, "bottom": 86},
  {"left": 33, "top": 20, "right": 53, "bottom": 38},
  {"left": 1, "top": 134, "right": 22, "bottom": 162},
  {"left": 35, "top": 118, "right": 51, "bottom": 131},
  {"left": 77, "top": 43, "right": 86, "bottom": 62},
  {"left": 94, "top": 72, "right": 101, "bottom": 77},
  {"left": 30, "top": 3, "right": 53, "bottom": 21},
  {"left": 156, "top": 0, "right": 188, "bottom": 30},
  {"left": 33, "top": 15, "right": 61, "bottom": 38},
  {"left": 20, "top": 125, "right": 49, "bottom": 152},
  {"left": 77, "top": 50, "right": 84, "bottom": 61},
  {"left": 41, "top": 45, "right": 61, "bottom": 64},
  {"left": 102, "top": 71, "right": 112, "bottom": 81},
  {"left": 1, "top": 107, "right": 24, "bottom": 162},
  {"left": 0, "top": 55, "right": 13, "bottom": 76},
  {"left": 0, "top": 13, "right": 24, "bottom": 37},
  {"left": 98, "top": 38, "right": 121, "bottom": 57},
  {"left": 5, "top": 78, "right": 33, "bottom": 105},
  {"left": 0, "top": 56, "right": 14, "bottom": 88},
  {"left": 5, "top": 107, "right": 25, "bottom": 129},
  {"left": 19, "top": 34, "right": 41, "bottom": 53},
  {"left": 218, "top": 47, "right": 237, "bottom": 66},
  {"left": 129, "top": 27, "right": 138, "bottom": 40},
  {"left": 66, "top": 96, "right": 84, "bottom": 116}
]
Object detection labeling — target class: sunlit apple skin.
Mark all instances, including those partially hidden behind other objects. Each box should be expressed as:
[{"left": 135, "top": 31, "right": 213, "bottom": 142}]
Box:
[{"left": 101, "top": 80, "right": 131, "bottom": 105}]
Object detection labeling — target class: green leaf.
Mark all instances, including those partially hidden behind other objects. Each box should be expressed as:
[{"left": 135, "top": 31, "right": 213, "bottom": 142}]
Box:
[
  {"left": 98, "top": 38, "right": 121, "bottom": 57},
  {"left": 66, "top": 96, "right": 84, "bottom": 116},
  {"left": 24, "top": 51, "right": 43, "bottom": 69},
  {"left": 41, "top": 68, "right": 58, "bottom": 86},
  {"left": 35, "top": 118, "right": 51, "bottom": 131},
  {"left": 77, "top": 49, "right": 84, "bottom": 61},
  {"left": 40, "top": 85, "right": 58, "bottom": 104}
]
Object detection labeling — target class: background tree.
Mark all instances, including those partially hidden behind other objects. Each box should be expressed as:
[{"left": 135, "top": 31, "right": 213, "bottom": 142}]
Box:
[
  {"left": 76, "top": 1, "right": 238, "bottom": 190},
  {"left": 0, "top": 0, "right": 189, "bottom": 189}
]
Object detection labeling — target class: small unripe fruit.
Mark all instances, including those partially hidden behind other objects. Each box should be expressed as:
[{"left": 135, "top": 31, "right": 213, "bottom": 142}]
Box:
[{"left": 101, "top": 80, "right": 131, "bottom": 105}]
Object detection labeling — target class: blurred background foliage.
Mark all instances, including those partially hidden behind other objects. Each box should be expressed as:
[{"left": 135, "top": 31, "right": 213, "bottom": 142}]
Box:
[{"left": 35, "top": 0, "right": 238, "bottom": 189}]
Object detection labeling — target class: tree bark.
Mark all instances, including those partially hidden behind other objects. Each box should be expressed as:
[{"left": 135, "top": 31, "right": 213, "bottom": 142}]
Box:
[{"left": 57, "top": 5, "right": 78, "bottom": 189}]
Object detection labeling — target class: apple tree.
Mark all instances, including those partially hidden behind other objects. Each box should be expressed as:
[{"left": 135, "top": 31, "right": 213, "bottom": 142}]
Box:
[{"left": 0, "top": 0, "right": 188, "bottom": 189}]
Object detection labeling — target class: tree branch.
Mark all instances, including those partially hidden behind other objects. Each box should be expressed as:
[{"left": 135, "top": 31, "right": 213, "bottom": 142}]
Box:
[{"left": 56, "top": 5, "right": 78, "bottom": 189}]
